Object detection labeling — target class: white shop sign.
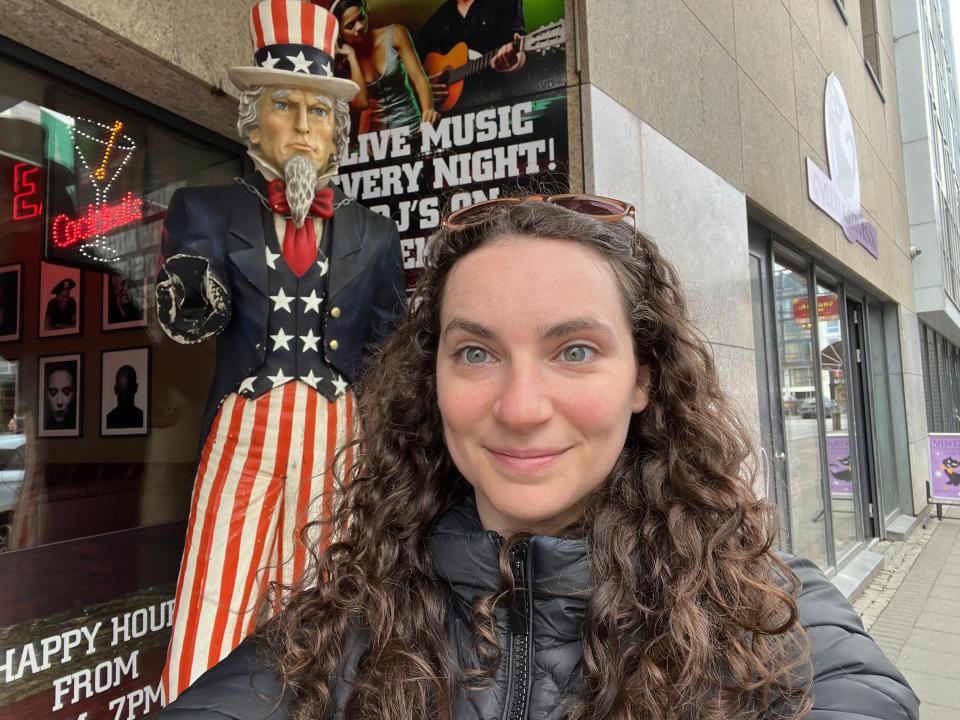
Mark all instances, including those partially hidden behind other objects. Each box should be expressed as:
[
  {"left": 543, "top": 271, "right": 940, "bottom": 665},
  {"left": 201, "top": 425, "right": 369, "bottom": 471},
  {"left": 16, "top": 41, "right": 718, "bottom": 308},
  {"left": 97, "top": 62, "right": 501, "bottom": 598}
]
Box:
[{"left": 806, "top": 73, "right": 879, "bottom": 258}]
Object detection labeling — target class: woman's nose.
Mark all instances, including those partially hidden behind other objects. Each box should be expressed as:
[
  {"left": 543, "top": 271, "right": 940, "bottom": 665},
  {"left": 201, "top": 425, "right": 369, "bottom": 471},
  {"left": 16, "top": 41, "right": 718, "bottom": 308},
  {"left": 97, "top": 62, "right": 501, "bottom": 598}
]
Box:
[{"left": 492, "top": 360, "right": 552, "bottom": 431}]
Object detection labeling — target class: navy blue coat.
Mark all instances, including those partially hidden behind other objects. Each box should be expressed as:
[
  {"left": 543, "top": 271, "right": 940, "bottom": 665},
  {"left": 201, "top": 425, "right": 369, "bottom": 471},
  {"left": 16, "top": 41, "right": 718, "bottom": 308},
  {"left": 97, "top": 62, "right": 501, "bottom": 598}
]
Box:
[
  {"left": 157, "top": 181, "right": 405, "bottom": 447},
  {"left": 160, "top": 496, "right": 919, "bottom": 720}
]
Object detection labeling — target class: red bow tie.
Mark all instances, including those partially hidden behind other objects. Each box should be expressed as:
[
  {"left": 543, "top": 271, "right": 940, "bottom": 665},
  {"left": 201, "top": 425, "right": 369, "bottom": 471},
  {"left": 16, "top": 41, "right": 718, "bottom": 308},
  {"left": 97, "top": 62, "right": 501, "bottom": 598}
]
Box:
[
  {"left": 265, "top": 181, "right": 334, "bottom": 277},
  {"left": 266, "top": 180, "right": 335, "bottom": 219}
]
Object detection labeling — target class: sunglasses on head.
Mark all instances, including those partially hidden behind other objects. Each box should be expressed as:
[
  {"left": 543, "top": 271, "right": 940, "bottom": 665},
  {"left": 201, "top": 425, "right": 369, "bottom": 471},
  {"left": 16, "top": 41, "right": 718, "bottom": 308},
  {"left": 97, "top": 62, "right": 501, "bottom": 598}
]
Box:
[{"left": 441, "top": 193, "right": 636, "bottom": 230}]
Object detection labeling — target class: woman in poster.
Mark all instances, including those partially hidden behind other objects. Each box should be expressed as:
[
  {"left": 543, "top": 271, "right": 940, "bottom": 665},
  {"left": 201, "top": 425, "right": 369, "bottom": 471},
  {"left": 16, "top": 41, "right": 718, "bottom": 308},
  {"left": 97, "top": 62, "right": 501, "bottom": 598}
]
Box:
[
  {"left": 161, "top": 197, "right": 917, "bottom": 720},
  {"left": 332, "top": 0, "right": 439, "bottom": 134}
]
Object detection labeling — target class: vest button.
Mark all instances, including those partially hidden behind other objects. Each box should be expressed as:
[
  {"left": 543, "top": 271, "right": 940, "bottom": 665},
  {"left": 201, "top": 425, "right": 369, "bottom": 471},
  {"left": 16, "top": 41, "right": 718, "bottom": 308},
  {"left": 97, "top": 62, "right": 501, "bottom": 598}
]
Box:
[
  {"left": 330, "top": 306, "right": 341, "bottom": 318},
  {"left": 329, "top": 339, "right": 339, "bottom": 350}
]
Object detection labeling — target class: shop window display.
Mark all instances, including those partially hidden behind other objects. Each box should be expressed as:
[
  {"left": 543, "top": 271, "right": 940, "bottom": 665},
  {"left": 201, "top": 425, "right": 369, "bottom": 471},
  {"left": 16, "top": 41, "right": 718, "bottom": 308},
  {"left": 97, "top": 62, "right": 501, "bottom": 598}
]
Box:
[{"left": 0, "top": 50, "right": 241, "bottom": 719}]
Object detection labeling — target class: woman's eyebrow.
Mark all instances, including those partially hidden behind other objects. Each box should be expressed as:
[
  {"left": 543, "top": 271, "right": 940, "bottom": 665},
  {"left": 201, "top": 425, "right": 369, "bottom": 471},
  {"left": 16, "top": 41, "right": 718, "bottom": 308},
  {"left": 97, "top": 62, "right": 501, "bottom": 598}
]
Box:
[
  {"left": 442, "top": 318, "right": 495, "bottom": 339},
  {"left": 540, "top": 317, "right": 615, "bottom": 340},
  {"left": 442, "top": 317, "right": 616, "bottom": 341}
]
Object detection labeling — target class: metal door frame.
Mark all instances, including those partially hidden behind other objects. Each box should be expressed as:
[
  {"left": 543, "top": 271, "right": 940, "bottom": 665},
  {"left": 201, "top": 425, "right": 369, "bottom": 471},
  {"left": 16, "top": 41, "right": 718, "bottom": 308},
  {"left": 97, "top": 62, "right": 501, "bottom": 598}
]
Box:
[{"left": 748, "top": 230, "right": 792, "bottom": 547}]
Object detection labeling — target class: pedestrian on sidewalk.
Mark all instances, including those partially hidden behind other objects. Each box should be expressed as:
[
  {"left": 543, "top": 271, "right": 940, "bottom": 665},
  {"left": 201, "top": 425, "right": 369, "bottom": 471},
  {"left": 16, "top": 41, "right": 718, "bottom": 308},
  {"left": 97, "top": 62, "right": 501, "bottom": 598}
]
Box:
[{"left": 160, "top": 197, "right": 919, "bottom": 720}]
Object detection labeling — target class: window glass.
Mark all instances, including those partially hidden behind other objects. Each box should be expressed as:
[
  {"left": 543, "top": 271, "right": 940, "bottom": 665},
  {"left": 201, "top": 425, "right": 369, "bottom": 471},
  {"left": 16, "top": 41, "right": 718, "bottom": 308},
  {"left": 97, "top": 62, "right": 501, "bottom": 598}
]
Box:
[
  {"left": 859, "top": 0, "right": 882, "bottom": 88},
  {"left": 0, "top": 55, "right": 241, "bottom": 552},
  {"left": 0, "top": 51, "right": 241, "bottom": 720},
  {"left": 815, "top": 285, "right": 858, "bottom": 561},
  {"left": 773, "top": 260, "right": 828, "bottom": 568}
]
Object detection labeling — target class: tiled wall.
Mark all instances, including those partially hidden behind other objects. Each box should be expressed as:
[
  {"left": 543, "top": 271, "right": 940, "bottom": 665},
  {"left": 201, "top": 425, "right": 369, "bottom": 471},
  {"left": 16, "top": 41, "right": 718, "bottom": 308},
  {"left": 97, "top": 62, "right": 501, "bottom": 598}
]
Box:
[
  {"left": 582, "top": 0, "right": 914, "bottom": 309},
  {"left": 583, "top": 85, "right": 760, "bottom": 453},
  {"left": 4, "top": 0, "right": 246, "bottom": 137},
  {"left": 899, "top": 306, "right": 931, "bottom": 515}
]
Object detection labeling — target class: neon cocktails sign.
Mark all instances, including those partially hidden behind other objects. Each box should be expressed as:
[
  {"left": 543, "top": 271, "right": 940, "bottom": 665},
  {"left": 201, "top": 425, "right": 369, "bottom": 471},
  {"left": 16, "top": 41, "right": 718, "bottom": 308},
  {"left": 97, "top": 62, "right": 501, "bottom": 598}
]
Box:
[{"left": 51, "top": 192, "right": 144, "bottom": 248}]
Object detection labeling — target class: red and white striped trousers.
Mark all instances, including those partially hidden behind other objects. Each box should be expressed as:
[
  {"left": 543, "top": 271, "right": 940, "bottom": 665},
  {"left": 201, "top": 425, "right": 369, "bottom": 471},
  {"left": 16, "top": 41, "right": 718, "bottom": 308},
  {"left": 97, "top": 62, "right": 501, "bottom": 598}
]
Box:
[{"left": 161, "top": 382, "right": 355, "bottom": 703}]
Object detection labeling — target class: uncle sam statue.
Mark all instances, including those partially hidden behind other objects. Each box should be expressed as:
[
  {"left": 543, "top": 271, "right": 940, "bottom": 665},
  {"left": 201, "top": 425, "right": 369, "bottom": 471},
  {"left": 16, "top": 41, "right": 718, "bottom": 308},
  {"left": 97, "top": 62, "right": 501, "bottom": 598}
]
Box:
[{"left": 155, "top": 0, "right": 405, "bottom": 701}]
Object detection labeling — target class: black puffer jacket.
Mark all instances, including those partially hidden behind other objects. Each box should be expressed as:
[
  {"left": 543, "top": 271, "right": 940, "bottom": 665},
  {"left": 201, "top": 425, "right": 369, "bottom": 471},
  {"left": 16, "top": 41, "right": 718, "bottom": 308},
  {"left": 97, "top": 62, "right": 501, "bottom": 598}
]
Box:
[{"left": 161, "top": 497, "right": 919, "bottom": 719}]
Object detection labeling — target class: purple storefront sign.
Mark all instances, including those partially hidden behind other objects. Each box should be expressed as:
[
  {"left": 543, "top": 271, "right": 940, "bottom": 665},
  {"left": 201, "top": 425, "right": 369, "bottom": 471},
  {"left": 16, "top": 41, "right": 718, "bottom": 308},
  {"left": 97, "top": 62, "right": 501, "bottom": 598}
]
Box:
[
  {"left": 826, "top": 433, "right": 853, "bottom": 496},
  {"left": 929, "top": 433, "right": 960, "bottom": 501},
  {"left": 806, "top": 159, "right": 879, "bottom": 258}
]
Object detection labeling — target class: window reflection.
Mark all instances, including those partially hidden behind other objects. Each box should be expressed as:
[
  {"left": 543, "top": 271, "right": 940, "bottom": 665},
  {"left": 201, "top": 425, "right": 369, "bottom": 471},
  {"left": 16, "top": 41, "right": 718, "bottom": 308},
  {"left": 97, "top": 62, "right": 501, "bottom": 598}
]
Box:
[
  {"left": 774, "top": 261, "right": 828, "bottom": 568},
  {"left": 0, "top": 359, "right": 21, "bottom": 551},
  {"left": 816, "top": 285, "right": 858, "bottom": 559},
  {"left": 0, "top": 56, "right": 240, "bottom": 553}
]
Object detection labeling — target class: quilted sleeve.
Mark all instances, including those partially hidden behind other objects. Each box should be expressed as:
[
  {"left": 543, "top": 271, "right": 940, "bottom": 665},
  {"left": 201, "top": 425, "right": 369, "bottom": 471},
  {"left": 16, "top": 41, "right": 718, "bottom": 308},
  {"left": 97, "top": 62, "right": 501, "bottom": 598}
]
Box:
[
  {"left": 788, "top": 555, "right": 919, "bottom": 720},
  {"left": 159, "top": 638, "right": 292, "bottom": 719}
]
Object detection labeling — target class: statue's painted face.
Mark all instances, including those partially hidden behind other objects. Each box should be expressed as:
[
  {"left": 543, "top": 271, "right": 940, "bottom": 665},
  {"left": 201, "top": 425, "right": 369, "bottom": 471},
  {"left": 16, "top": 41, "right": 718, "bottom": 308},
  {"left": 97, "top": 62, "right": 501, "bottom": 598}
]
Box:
[{"left": 250, "top": 86, "right": 336, "bottom": 171}]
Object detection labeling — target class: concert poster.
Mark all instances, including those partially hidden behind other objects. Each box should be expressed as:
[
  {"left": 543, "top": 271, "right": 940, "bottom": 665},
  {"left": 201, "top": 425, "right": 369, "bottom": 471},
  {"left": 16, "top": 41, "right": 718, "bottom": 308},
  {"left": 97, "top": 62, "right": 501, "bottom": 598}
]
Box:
[{"left": 329, "top": 0, "right": 569, "bottom": 284}]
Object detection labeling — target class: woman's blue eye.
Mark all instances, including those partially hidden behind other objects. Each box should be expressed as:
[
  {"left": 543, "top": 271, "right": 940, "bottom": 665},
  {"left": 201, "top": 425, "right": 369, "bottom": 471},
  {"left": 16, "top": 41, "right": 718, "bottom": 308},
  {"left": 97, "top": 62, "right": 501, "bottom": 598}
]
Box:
[
  {"left": 311, "top": 107, "right": 328, "bottom": 117},
  {"left": 274, "top": 101, "right": 288, "bottom": 110},
  {"left": 561, "top": 345, "right": 594, "bottom": 363},
  {"left": 460, "top": 347, "right": 489, "bottom": 364}
]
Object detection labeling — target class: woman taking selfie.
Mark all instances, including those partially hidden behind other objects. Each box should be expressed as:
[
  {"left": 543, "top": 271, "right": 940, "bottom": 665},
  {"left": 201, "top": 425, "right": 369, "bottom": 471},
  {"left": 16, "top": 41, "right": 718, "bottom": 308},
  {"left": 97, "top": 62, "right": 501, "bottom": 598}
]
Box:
[{"left": 161, "top": 197, "right": 918, "bottom": 720}]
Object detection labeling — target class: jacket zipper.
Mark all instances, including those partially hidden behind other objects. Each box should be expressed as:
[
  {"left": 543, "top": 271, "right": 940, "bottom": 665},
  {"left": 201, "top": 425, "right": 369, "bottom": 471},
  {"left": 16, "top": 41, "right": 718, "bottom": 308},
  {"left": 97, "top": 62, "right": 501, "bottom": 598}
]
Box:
[{"left": 504, "top": 540, "right": 532, "bottom": 720}]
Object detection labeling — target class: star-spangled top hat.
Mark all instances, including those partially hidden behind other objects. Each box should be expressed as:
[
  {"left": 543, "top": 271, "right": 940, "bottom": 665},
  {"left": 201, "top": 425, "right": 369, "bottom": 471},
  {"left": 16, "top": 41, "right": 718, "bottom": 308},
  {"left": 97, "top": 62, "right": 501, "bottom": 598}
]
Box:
[{"left": 228, "top": 0, "right": 359, "bottom": 100}]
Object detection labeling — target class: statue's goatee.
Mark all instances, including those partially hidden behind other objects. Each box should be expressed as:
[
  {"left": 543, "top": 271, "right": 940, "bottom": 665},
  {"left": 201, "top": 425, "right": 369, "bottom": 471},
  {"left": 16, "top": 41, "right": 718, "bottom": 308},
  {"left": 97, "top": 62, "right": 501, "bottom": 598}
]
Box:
[{"left": 283, "top": 154, "right": 317, "bottom": 228}]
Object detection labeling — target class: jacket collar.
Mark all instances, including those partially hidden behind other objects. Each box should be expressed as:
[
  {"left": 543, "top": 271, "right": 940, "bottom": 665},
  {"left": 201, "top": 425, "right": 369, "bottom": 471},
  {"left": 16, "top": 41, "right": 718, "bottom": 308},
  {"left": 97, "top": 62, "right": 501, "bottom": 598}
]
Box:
[{"left": 429, "top": 494, "right": 593, "bottom": 641}]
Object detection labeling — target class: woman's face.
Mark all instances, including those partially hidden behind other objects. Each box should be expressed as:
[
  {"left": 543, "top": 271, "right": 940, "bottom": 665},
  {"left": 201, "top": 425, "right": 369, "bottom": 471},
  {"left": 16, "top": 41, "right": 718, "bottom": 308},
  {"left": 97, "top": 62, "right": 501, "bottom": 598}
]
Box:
[
  {"left": 436, "top": 236, "right": 649, "bottom": 537},
  {"left": 339, "top": 6, "right": 368, "bottom": 44},
  {"left": 47, "top": 369, "right": 75, "bottom": 423}
]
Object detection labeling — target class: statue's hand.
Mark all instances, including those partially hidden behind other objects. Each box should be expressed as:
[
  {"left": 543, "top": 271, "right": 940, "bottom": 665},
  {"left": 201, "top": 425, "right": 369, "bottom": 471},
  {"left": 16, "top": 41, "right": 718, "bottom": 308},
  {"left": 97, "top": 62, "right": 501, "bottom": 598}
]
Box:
[
  {"left": 157, "top": 255, "right": 231, "bottom": 344},
  {"left": 164, "top": 256, "right": 210, "bottom": 311}
]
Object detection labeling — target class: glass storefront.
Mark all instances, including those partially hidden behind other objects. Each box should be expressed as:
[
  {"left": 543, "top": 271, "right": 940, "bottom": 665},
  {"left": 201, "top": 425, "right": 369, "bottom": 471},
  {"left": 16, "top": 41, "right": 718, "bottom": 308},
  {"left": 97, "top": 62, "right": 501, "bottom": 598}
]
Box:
[
  {"left": 0, "top": 46, "right": 241, "bottom": 718},
  {"left": 772, "top": 258, "right": 829, "bottom": 568},
  {"left": 750, "top": 221, "right": 912, "bottom": 573},
  {"left": 814, "top": 283, "right": 858, "bottom": 562}
]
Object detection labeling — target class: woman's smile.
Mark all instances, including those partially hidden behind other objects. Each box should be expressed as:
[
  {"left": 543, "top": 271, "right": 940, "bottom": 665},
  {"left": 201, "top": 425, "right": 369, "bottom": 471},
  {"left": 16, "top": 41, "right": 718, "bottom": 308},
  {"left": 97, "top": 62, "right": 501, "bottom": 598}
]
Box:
[{"left": 484, "top": 445, "right": 571, "bottom": 476}]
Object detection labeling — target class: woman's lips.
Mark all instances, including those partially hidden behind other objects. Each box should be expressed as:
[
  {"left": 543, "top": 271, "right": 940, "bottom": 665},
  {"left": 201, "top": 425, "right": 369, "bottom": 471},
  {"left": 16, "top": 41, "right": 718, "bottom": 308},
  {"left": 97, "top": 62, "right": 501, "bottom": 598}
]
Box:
[{"left": 485, "top": 447, "right": 569, "bottom": 475}]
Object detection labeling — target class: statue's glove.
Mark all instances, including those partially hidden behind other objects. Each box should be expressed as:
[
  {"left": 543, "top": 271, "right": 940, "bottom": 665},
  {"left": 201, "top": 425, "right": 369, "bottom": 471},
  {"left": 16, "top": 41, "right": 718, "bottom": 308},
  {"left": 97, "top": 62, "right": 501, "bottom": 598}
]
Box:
[{"left": 156, "top": 254, "right": 231, "bottom": 344}]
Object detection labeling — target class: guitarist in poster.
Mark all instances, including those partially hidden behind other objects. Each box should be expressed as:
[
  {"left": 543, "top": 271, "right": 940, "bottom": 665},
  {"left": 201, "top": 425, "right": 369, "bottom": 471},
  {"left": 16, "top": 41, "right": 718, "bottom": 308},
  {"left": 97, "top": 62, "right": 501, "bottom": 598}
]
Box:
[{"left": 418, "top": 0, "right": 527, "bottom": 109}]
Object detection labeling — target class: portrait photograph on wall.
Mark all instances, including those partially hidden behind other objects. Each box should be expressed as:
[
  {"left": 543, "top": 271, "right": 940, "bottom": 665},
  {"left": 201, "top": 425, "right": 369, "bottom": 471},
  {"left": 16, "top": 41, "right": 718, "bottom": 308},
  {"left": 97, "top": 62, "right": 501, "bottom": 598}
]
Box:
[
  {"left": 38, "top": 261, "right": 81, "bottom": 338},
  {"left": 38, "top": 353, "right": 82, "bottom": 437},
  {"left": 100, "top": 347, "right": 149, "bottom": 436},
  {"left": 101, "top": 272, "right": 147, "bottom": 331},
  {"left": 0, "top": 263, "right": 22, "bottom": 342}
]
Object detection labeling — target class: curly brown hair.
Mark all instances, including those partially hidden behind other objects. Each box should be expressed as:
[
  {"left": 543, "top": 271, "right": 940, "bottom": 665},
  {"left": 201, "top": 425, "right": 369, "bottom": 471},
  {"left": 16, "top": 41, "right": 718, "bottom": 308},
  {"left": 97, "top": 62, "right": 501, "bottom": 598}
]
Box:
[{"left": 259, "top": 200, "right": 812, "bottom": 720}]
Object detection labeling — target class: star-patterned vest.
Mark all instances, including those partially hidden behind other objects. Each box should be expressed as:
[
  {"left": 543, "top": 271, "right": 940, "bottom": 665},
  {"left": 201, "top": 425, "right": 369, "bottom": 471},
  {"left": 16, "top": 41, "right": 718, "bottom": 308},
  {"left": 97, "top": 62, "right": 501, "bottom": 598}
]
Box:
[{"left": 237, "top": 212, "right": 347, "bottom": 403}]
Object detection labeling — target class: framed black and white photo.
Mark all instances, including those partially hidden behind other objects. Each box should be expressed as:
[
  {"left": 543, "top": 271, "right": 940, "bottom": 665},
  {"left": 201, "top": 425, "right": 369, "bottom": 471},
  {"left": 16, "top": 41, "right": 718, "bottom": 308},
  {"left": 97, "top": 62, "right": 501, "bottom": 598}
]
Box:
[
  {"left": 0, "top": 264, "right": 22, "bottom": 342},
  {"left": 39, "top": 261, "right": 81, "bottom": 338},
  {"left": 102, "top": 273, "right": 148, "bottom": 331},
  {"left": 38, "top": 353, "right": 82, "bottom": 438},
  {"left": 100, "top": 347, "right": 149, "bottom": 437}
]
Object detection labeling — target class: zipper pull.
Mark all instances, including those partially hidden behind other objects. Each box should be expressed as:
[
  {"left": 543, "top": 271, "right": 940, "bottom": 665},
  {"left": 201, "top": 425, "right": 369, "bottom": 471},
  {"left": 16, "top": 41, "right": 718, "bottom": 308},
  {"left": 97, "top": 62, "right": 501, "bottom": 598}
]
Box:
[{"left": 509, "top": 541, "right": 529, "bottom": 635}]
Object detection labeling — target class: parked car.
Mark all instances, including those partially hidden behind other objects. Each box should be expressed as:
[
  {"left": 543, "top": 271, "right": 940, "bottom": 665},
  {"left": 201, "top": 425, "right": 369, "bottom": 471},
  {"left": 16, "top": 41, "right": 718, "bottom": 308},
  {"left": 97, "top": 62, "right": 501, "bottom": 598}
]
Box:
[{"left": 799, "top": 398, "right": 840, "bottom": 419}]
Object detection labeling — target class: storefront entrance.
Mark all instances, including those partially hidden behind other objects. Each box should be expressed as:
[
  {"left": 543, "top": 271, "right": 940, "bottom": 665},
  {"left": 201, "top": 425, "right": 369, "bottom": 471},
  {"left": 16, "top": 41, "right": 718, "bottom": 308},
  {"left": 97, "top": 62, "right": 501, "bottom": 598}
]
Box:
[
  {"left": 748, "top": 223, "right": 910, "bottom": 573},
  {"left": 0, "top": 38, "right": 242, "bottom": 718}
]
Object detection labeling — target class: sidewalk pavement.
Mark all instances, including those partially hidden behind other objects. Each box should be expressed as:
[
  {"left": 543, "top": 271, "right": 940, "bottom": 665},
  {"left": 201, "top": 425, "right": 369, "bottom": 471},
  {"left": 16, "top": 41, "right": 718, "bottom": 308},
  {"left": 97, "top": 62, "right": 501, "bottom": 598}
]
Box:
[{"left": 852, "top": 507, "right": 960, "bottom": 719}]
